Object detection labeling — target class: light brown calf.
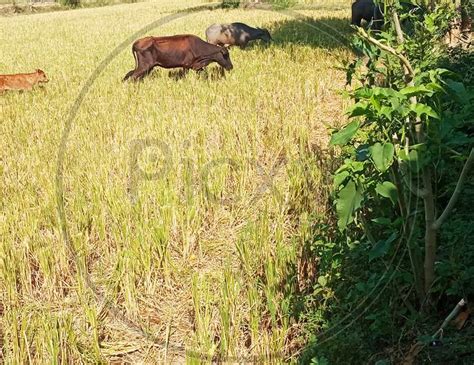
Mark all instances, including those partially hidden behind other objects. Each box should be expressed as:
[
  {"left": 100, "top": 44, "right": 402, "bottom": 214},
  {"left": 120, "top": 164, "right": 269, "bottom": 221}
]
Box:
[{"left": 0, "top": 69, "right": 49, "bottom": 92}]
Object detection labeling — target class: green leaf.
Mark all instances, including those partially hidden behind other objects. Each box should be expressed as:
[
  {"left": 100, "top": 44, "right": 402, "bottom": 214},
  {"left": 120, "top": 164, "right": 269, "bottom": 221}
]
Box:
[
  {"left": 380, "top": 106, "right": 393, "bottom": 120},
  {"left": 334, "top": 170, "right": 350, "bottom": 189},
  {"left": 400, "top": 85, "right": 433, "bottom": 97},
  {"left": 317, "top": 276, "right": 327, "bottom": 287},
  {"left": 370, "top": 143, "right": 394, "bottom": 172},
  {"left": 410, "top": 103, "right": 440, "bottom": 119},
  {"left": 336, "top": 180, "right": 363, "bottom": 230},
  {"left": 399, "top": 147, "right": 424, "bottom": 172},
  {"left": 371, "top": 217, "right": 392, "bottom": 225},
  {"left": 375, "top": 181, "right": 398, "bottom": 205},
  {"left": 369, "top": 232, "right": 397, "bottom": 261},
  {"left": 330, "top": 120, "right": 360, "bottom": 146},
  {"left": 398, "top": 106, "right": 411, "bottom": 118},
  {"left": 425, "top": 82, "right": 445, "bottom": 94},
  {"left": 354, "top": 87, "right": 373, "bottom": 99},
  {"left": 373, "top": 87, "right": 405, "bottom": 99},
  {"left": 347, "top": 102, "right": 369, "bottom": 117},
  {"left": 445, "top": 79, "right": 468, "bottom": 102},
  {"left": 370, "top": 95, "right": 381, "bottom": 112},
  {"left": 349, "top": 160, "right": 365, "bottom": 172}
]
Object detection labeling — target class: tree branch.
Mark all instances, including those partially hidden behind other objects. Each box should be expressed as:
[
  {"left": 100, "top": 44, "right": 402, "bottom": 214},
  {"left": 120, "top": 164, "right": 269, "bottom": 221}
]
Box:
[
  {"left": 433, "top": 148, "right": 474, "bottom": 230},
  {"left": 432, "top": 298, "right": 466, "bottom": 339},
  {"left": 356, "top": 27, "right": 415, "bottom": 78},
  {"left": 392, "top": 7, "right": 405, "bottom": 44}
]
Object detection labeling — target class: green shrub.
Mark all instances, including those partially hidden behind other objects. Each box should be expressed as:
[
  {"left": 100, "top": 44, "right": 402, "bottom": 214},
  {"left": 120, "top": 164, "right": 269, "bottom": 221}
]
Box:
[
  {"left": 221, "top": 0, "right": 296, "bottom": 9},
  {"left": 222, "top": 0, "right": 240, "bottom": 8},
  {"left": 59, "top": 0, "right": 80, "bottom": 7}
]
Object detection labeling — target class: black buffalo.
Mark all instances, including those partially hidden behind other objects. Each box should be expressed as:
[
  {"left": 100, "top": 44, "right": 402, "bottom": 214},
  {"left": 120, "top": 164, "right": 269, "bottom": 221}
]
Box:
[
  {"left": 205, "top": 22, "right": 272, "bottom": 48},
  {"left": 351, "top": 0, "right": 423, "bottom": 31}
]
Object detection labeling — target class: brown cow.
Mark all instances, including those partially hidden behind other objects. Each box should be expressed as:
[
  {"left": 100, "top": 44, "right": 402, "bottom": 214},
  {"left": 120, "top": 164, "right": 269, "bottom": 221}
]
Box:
[
  {"left": 0, "top": 69, "right": 49, "bottom": 92},
  {"left": 123, "top": 34, "right": 233, "bottom": 81}
]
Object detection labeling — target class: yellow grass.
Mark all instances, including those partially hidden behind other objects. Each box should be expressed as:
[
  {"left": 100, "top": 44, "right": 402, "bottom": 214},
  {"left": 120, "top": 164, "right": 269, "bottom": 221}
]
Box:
[{"left": 0, "top": 1, "right": 352, "bottom": 362}]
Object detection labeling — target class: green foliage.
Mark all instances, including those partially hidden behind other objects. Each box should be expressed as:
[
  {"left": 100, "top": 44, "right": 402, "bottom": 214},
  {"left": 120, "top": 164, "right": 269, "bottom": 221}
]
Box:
[
  {"left": 268, "top": 0, "right": 297, "bottom": 8},
  {"left": 59, "top": 0, "right": 79, "bottom": 7},
  {"left": 330, "top": 3, "right": 471, "bottom": 243},
  {"left": 375, "top": 181, "right": 398, "bottom": 205},
  {"left": 221, "top": 0, "right": 296, "bottom": 9},
  {"left": 335, "top": 180, "right": 363, "bottom": 230},
  {"left": 369, "top": 231, "right": 397, "bottom": 261},
  {"left": 329, "top": 120, "right": 360, "bottom": 146},
  {"left": 221, "top": 0, "right": 240, "bottom": 8},
  {"left": 370, "top": 142, "right": 394, "bottom": 172},
  {"left": 299, "top": 1, "right": 474, "bottom": 364}
]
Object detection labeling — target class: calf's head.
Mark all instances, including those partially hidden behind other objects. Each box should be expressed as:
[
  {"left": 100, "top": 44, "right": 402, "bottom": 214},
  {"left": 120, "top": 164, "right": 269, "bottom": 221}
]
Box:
[
  {"left": 259, "top": 28, "right": 272, "bottom": 43},
  {"left": 35, "top": 69, "right": 49, "bottom": 83},
  {"left": 216, "top": 47, "right": 233, "bottom": 71}
]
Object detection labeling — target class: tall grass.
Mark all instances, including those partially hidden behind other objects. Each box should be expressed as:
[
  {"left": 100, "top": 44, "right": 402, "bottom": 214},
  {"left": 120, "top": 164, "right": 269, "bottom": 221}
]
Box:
[{"left": 0, "top": 1, "right": 352, "bottom": 362}]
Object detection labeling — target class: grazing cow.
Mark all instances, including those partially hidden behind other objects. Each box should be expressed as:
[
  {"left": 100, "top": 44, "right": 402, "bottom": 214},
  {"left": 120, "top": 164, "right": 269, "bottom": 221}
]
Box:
[
  {"left": 0, "top": 69, "right": 49, "bottom": 92},
  {"left": 351, "top": 0, "right": 422, "bottom": 31},
  {"left": 123, "top": 34, "right": 233, "bottom": 81},
  {"left": 205, "top": 22, "right": 272, "bottom": 48}
]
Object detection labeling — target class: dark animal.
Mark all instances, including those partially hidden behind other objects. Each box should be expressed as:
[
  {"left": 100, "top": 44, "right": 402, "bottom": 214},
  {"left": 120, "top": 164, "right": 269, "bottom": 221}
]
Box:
[
  {"left": 123, "top": 34, "right": 233, "bottom": 81},
  {"left": 0, "top": 69, "right": 48, "bottom": 92},
  {"left": 351, "top": 0, "right": 422, "bottom": 31},
  {"left": 205, "top": 22, "right": 272, "bottom": 48},
  {"left": 351, "top": 0, "right": 384, "bottom": 30}
]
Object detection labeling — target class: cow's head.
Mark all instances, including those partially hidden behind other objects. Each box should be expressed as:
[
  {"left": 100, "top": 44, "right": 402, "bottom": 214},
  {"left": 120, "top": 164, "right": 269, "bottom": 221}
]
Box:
[
  {"left": 36, "top": 69, "right": 49, "bottom": 83},
  {"left": 216, "top": 47, "right": 233, "bottom": 71},
  {"left": 259, "top": 28, "right": 272, "bottom": 43}
]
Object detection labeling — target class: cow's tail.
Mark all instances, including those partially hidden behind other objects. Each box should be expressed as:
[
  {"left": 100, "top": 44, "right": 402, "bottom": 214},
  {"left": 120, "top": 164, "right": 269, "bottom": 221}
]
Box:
[
  {"left": 132, "top": 46, "right": 138, "bottom": 70},
  {"left": 123, "top": 45, "right": 139, "bottom": 82}
]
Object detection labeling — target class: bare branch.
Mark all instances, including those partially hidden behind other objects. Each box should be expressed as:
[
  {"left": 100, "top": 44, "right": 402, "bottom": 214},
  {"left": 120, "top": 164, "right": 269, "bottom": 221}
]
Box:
[
  {"left": 432, "top": 298, "right": 466, "bottom": 339},
  {"left": 433, "top": 148, "right": 474, "bottom": 230},
  {"left": 392, "top": 7, "right": 405, "bottom": 44}
]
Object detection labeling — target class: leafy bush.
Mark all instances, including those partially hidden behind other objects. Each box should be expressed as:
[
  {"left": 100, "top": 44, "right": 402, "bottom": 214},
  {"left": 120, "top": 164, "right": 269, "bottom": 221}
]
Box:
[
  {"left": 297, "top": 1, "right": 474, "bottom": 363},
  {"left": 221, "top": 0, "right": 296, "bottom": 9},
  {"left": 222, "top": 0, "right": 240, "bottom": 8},
  {"left": 59, "top": 0, "right": 80, "bottom": 7}
]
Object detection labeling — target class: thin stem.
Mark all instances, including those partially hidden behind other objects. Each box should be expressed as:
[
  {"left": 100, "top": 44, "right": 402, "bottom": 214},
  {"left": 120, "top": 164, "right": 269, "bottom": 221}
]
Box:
[
  {"left": 400, "top": 167, "right": 426, "bottom": 198},
  {"left": 433, "top": 148, "right": 474, "bottom": 230}
]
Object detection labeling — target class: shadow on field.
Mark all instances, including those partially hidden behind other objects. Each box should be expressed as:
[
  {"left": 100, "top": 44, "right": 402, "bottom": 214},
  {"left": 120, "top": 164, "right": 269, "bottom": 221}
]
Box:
[
  {"left": 167, "top": 69, "right": 189, "bottom": 81},
  {"left": 264, "top": 17, "right": 353, "bottom": 50},
  {"left": 166, "top": 67, "right": 226, "bottom": 81}
]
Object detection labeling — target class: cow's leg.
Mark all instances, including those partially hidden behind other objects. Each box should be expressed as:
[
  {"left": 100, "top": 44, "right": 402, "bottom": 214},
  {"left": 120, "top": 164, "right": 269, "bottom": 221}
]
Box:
[
  {"left": 132, "top": 67, "right": 153, "bottom": 81},
  {"left": 123, "top": 49, "right": 140, "bottom": 82},
  {"left": 192, "top": 59, "right": 210, "bottom": 72},
  {"left": 238, "top": 40, "right": 247, "bottom": 49},
  {"left": 123, "top": 69, "right": 135, "bottom": 82},
  {"left": 131, "top": 51, "right": 156, "bottom": 81}
]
